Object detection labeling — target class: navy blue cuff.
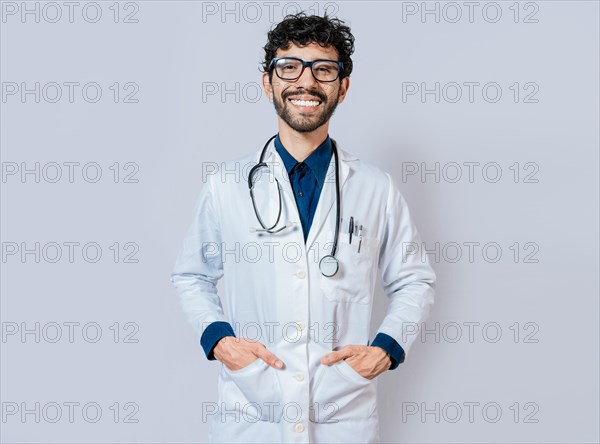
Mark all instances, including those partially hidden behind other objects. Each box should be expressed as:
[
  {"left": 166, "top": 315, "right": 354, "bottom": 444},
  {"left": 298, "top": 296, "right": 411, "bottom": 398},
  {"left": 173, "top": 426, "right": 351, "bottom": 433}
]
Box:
[
  {"left": 370, "top": 332, "right": 405, "bottom": 370},
  {"left": 200, "top": 321, "right": 236, "bottom": 360}
]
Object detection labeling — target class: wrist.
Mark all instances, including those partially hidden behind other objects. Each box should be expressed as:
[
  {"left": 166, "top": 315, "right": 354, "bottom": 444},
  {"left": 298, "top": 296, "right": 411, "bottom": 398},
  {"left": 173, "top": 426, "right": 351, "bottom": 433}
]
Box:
[
  {"left": 370, "top": 333, "right": 405, "bottom": 370},
  {"left": 384, "top": 352, "right": 392, "bottom": 369},
  {"left": 201, "top": 322, "right": 236, "bottom": 361},
  {"left": 214, "top": 336, "right": 230, "bottom": 353},
  {"left": 372, "top": 345, "right": 392, "bottom": 367}
]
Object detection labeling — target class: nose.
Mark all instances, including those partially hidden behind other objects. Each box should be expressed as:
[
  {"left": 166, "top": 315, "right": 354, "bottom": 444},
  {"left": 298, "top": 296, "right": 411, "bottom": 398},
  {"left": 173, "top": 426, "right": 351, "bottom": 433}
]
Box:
[{"left": 295, "top": 63, "right": 319, "bottom": 89}]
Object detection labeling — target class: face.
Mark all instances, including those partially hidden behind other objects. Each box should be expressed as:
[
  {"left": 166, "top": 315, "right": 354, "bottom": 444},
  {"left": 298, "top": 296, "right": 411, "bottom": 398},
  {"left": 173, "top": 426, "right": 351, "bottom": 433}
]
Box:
[{"left": 262, "top": 42, "right": 350, "bottom": 133}]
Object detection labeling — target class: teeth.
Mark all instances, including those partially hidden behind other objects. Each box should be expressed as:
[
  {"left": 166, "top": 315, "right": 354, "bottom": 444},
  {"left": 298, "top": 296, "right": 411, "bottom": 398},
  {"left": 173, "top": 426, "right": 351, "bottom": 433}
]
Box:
[{"left": 290, "top": 99, "right": 320, "bottom": 107}]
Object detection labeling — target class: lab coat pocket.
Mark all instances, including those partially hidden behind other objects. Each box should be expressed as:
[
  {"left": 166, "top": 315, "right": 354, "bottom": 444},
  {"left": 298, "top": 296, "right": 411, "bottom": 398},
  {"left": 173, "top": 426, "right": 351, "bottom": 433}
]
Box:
[
  {"left": 320, "top": 234, "right": 379, "bottom": 305},
  {"left": 336, "top": 359, "right": 371, "bottom": 383},
  {"left": 222, "top": 358, "right": 283, "bottom": 423},
  {"left": 310, "top": 361, "right": 375, "bottom": 424}
]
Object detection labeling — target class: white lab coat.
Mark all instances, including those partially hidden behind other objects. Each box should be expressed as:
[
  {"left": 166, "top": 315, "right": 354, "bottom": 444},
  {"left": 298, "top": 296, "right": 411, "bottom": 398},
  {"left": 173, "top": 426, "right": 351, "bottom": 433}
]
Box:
[{"left": 171, "top": 138, "right": 436, "bottom": 443}]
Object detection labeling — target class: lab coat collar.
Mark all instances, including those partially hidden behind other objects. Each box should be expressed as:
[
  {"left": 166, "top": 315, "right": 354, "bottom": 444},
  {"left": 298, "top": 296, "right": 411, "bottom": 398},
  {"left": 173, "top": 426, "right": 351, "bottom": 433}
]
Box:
[
  {"left": 274, "top": 133, "right": 333, "bottom": 189},
  {"left": 261, "top": 136, "right": 357, "bottom": 251}
]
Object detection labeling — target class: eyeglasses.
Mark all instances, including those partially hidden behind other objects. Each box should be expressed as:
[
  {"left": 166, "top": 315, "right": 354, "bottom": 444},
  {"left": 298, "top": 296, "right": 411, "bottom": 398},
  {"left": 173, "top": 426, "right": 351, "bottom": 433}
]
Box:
[{"left": 269, "top": 57, "right": 343, "bottom": 82}]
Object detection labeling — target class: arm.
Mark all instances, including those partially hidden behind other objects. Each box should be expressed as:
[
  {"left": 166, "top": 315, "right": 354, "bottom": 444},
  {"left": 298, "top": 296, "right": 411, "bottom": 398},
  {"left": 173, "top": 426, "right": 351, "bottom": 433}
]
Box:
[
  {"left": 170, "top": 175, "right": 235, "bottom": 359},
  {"left": 371, "top": 172, "right": 436, "bottom": 368},
  {"left": 170, "top": 176, "right": 284, "bottom": 370},
  {"left": 321, "top": 173, "right": 436, "bottom": 376}
]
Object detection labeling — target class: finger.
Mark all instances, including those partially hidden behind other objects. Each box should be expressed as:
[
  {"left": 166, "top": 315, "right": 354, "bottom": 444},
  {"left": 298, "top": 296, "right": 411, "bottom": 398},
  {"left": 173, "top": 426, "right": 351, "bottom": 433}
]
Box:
[
  {"left": 321, "top": 347, "right": 353, "bottom": 365},
  {"left": 256, "top": 347, "right": 284, "bottom": 369}
]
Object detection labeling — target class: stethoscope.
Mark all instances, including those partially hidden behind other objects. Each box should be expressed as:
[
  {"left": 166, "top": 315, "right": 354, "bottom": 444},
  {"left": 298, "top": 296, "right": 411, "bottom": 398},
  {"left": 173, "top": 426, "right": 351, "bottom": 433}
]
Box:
[{"left": 247, "top": 134, "right": 341, "bottom": 277}]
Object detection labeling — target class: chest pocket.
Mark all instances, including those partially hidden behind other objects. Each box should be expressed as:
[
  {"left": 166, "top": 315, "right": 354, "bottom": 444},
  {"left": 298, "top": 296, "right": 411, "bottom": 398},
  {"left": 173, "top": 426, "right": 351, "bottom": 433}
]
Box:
[{"left": 319, "top": 232, "right": 379, "bottom": 305}]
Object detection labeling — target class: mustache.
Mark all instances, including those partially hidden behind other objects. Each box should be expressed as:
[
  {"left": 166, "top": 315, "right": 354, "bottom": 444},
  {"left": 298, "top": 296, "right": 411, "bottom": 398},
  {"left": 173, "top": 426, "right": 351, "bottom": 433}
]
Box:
[{"left": 282, "top": 90, "right": 326, "bottom": 102}]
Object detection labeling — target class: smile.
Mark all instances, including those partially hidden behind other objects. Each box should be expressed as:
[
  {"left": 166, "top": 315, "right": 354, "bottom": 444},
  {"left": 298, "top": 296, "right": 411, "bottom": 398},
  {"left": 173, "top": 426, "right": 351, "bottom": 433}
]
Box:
[{"left": 288, "top": 97, "right": 322, "bottom": 111}]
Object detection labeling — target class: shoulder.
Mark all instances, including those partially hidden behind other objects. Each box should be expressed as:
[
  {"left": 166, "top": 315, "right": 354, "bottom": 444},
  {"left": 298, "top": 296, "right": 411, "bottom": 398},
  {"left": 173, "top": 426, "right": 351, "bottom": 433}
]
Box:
[
  {"left": 202, "top": 151, "right": 259, "bottom": 189},
  {"left": 337, "top": 144, "right": 393, "bottom": 191}
]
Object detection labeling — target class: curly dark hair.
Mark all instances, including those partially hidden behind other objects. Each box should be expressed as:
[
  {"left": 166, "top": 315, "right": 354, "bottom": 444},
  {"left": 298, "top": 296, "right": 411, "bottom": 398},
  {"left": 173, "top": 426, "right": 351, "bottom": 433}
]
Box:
[{"left": 261, "top": 13, "right": 355, "bottom": 82}]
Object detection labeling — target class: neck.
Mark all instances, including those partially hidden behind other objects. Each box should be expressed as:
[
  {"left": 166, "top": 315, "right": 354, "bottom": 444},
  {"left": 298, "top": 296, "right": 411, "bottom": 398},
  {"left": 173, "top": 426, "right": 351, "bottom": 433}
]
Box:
[{"left": 278, "top": 120, "right": 329, "bottom": 162}]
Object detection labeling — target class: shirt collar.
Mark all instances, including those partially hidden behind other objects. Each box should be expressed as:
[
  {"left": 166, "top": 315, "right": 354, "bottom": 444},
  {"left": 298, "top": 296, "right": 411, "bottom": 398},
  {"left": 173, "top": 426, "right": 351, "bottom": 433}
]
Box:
[{"left": 274, "top": 133, "right": 333, "bottom": 185}]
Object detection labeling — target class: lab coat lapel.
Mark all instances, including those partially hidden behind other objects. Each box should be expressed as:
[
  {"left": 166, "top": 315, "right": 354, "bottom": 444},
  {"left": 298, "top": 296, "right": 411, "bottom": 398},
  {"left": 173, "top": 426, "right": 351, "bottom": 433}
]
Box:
[
  {"left": 264, "top": 139, "right": 293, "bottom": 197},
  {"left": 262, "top": 141, "right": 298, "bottom": 229},
  {"left": 306, "top": 139, "right": 351, "bottom": 252}
]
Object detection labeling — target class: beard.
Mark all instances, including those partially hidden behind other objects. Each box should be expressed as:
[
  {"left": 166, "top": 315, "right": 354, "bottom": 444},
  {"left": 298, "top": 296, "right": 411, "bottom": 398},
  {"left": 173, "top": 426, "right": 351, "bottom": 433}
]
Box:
[{"left": 272, "top": 86, "right": 341, "bottom": 133}]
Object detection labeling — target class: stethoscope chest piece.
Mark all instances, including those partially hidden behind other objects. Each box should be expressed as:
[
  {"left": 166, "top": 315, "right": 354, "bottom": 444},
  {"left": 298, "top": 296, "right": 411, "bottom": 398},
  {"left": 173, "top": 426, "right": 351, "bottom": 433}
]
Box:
[{"left": 319, "top": 255, "right": 339, "bottom": 277}]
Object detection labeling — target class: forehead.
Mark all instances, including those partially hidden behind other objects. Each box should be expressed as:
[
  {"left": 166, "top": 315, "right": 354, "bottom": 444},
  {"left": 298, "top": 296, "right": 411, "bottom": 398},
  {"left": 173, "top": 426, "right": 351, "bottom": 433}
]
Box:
[{"left": 274, "top": 42, "right": 339, "bottom": 60}]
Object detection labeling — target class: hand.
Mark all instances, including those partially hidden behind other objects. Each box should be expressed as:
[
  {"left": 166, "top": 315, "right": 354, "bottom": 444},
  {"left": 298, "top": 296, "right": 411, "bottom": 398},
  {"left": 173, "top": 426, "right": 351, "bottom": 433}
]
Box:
[
  {"left": 213, "top": 337, "right": 284, "bottom": 371},
  {"left": 320, "top": 345, "right": 392, "bottom": 380}
]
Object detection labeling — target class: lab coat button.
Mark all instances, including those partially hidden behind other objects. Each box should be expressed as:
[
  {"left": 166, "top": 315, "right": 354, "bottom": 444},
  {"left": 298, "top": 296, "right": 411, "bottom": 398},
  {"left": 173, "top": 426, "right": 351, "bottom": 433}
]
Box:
[
  {"left": 295, "top": 372, "right": 305, "bottom": 381},
  {"left": 294, "top": 423, "right": 305, "bottom": 433},
  {"left": 296, "top": 270, "right": 306, "bottom": 279}
]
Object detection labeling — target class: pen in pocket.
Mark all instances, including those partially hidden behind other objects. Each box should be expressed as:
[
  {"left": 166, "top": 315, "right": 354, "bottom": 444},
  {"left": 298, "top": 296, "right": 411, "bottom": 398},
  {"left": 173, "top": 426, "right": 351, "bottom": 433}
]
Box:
[{"left": 357, "top": 225, "right": 363, "bottom": 253}]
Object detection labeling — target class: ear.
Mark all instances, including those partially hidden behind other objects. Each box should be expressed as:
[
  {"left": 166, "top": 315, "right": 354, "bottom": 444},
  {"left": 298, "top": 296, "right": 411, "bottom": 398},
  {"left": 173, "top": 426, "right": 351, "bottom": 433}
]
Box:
[
  {"left": 262, "top": 72, "right": 273, "bottom": 100},
  {"left": 336, "top": 76, "right": 350, "bottom": 104}
]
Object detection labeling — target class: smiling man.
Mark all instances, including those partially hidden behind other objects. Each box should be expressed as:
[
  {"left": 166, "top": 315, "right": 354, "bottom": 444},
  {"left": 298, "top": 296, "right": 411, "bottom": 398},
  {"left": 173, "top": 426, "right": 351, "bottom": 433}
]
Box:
[{"left": 171, "top": 13, "right": 436, "bottom": 444}]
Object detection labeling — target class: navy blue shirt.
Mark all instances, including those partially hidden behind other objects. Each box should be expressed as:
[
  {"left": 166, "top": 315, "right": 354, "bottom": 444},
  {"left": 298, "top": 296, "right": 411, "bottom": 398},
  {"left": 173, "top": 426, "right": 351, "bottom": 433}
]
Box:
[
  {"left": 200, "top": 134, "right": 406, "bottom": 370},
  {"left": 275, "top": 133, "right": 332, "bottom": 242}
]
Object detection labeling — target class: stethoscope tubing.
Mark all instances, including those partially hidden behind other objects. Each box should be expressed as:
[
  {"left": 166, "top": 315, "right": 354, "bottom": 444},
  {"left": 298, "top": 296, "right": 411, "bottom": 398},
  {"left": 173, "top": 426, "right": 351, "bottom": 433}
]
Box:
[{"left": 249, "top": 134, "right": 341, "bottom": 257}]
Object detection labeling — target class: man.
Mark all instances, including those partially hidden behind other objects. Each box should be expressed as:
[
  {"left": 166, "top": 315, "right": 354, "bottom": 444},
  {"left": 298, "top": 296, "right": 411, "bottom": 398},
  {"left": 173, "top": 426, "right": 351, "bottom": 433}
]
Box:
[{"left": 171, "top": 13, "right": 435, "bottom": 444}]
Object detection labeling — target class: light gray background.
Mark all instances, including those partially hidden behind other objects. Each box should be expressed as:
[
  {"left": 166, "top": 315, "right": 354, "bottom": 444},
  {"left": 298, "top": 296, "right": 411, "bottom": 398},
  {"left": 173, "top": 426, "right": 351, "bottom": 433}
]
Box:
[{"left": 1, "top": 1, "right": 598, "bottom": 442}]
